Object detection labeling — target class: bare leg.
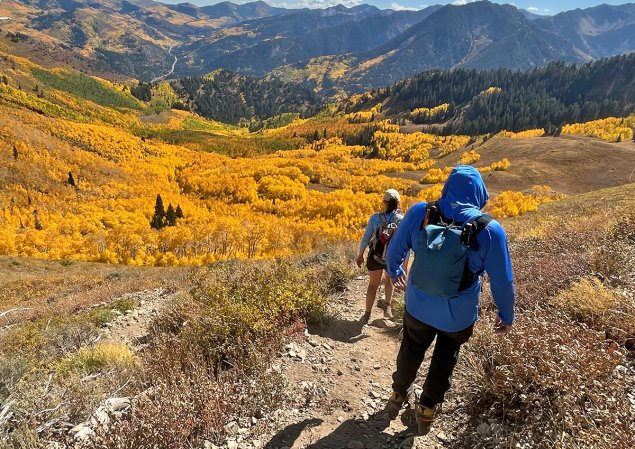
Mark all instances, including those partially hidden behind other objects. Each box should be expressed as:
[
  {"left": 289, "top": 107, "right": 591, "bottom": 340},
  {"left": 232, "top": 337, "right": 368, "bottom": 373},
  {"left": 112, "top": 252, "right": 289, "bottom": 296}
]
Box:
[
  {"left": 384, "top": 270, "right": 394, "bottom": 307},
  {"left": 365, "top": 269, "right": 383, "bottom": 313}
]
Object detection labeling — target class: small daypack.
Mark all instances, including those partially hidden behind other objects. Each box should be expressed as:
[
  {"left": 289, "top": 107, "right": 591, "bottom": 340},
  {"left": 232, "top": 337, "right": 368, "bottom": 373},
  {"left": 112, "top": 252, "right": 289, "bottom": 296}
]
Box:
[
  {"left": 369, "top": 212, "right": 401, "bottom": 266},
  {"left": 410, "top": 201, "right": 492, "bottom": 299}
]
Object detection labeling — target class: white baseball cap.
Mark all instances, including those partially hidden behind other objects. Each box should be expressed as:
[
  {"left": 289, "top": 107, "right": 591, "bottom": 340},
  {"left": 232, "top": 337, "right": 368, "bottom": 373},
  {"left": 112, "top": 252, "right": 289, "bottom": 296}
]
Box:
[{"left": 383, "top": 189, "right": 400, "bottom": 202}]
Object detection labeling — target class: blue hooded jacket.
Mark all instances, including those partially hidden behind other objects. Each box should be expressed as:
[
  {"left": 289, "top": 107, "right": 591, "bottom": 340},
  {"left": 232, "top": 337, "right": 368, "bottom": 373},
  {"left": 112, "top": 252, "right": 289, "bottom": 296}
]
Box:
[{"left": 386, "top": 165, "right": 515, "bottom": 332}]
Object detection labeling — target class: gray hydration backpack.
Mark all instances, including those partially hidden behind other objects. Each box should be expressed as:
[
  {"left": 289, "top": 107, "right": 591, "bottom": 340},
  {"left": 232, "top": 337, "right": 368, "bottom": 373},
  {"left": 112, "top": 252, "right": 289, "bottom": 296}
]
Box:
[{"left": 370, "top": 212, "right": 402, "bottom": 266}]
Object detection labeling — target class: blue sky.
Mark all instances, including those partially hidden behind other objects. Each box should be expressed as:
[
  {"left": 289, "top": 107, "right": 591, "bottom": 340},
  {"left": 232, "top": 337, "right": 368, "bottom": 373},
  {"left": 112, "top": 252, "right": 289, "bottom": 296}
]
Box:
[{"left": 158, "top": 1, "right": 632, "bottom": 15}]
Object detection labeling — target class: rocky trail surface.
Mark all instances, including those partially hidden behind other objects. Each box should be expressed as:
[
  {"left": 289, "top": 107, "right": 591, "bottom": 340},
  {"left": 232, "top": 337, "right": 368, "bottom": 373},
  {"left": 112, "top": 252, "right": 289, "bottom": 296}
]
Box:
[
  {"left": 81, "top": 275, "right": 635, "bottom": 449},
  {"left": 242, "top": 276, "right": 488, "bottom": 449},
  {"left": 99, "top": 287, "right": 176, "bottom": 347}
]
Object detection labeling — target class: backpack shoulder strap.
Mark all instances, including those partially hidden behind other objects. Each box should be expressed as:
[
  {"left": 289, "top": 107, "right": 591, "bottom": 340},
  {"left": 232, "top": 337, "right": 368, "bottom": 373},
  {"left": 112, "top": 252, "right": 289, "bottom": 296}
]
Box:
[
  {"left": 458, "top": 214, "right": 495, "bottom": 291},
  {"left": 474, "top": 214, "right": 493, "bottom": 232},
  {"left": 379, "top": 212, "right": 388, "bottom": 227},
  {"left": 461, "top": 214, "right": 493, "bottom": 246},
  {"left": 420, "top": 201, "right": 441, "bottom": 230}
]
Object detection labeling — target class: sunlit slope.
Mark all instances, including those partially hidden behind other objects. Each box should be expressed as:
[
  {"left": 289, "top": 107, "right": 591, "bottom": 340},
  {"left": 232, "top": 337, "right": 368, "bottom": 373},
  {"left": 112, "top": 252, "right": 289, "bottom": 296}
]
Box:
[{"left": 439, "top": 134, "right": 635, "bottom": 195}]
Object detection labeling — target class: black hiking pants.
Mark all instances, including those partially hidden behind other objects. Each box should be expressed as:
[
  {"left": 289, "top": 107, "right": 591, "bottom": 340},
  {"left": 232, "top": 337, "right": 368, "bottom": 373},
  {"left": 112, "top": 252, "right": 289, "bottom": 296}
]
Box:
[{"left": 392, "top": 312, "right": 473, "bottom": 407}]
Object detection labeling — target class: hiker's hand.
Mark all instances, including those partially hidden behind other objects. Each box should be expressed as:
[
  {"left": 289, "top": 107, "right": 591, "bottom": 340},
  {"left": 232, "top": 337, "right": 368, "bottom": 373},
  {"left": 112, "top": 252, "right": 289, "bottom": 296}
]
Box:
[
  {"left": 391, "top": 274, "right": 407, "bottom": 291},
  {"left": 494, "top": 316, "right": 512, "bottom": 335},
  {"left": 356, "top": 253, "right": 364, "bottom": 268}
]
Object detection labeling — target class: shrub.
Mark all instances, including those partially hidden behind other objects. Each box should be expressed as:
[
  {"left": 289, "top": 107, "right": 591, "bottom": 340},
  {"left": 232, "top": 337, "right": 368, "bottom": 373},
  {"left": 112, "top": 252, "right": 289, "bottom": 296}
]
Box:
[
  {"left": 101, "top": 345, "right": 285, "bottom": 448},
  {"left": 56, "top": 343, "right": 136, "bottom": 375},
  {"left": 458, "top": 308, "right": 634, "bottom": 449},
  {"left": 552, "top": 278, "right": 635, "bottom": 347},
  {"left": 0, "top": 355, "right": 30, "bottom": 402}
]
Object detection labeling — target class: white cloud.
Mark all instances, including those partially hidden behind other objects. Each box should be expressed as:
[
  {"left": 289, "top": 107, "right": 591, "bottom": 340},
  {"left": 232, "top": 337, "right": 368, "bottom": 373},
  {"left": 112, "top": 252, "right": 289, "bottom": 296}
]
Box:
[
  {"left": 526, "top": 6, "right": 552, "bottom": 14},
  {"left": 390, "top": 3, "right": 418, "bottom": 11},
  {"left": 269, "top": 0, "right": 363, "bottom": 8}
]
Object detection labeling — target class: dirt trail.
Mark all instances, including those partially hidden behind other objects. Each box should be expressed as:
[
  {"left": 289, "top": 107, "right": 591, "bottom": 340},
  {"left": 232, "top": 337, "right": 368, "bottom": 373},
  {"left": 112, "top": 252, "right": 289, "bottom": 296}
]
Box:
[
  {"left": 99, "top": 287, "right": 176, "bottom": 347},
  {"left": 258, "top": 276, "right": 478, "bottom": 449}
]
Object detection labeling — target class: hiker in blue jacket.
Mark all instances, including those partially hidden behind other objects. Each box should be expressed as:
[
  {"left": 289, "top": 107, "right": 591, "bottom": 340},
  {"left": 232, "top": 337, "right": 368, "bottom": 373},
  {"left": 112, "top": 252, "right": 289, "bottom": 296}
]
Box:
[{"left": 385, "top": 165, "right": 515, "bottom": 433}]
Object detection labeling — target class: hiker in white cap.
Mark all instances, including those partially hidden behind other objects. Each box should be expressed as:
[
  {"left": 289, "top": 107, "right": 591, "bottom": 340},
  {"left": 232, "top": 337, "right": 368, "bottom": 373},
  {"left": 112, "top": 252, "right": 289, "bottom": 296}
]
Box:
[{"left": 356, "top": 189, "right": 404, "bottom": 324}]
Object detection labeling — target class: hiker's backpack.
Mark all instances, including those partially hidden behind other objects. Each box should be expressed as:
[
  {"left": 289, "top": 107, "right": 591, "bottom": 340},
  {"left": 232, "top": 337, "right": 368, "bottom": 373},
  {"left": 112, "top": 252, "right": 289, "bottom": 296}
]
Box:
[
  {"left": 369, "top": 212, "right": 401, "bottom": 266},
  {"left": 410, "top": 201, "right": 492, "bottom": 299}
]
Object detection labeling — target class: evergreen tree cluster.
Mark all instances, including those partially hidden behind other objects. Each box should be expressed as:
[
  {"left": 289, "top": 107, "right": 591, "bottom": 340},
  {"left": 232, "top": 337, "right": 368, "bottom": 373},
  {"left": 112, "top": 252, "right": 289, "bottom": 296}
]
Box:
[
  {"left": 348, "top": 53, "right": 635, "bottom": 135},
  {"left": 150, "top": 194, "right": 184, "bottom": 230},
  {"left": 131, "top": 82, "right": 152, "bottom": 102},
  {"left": 169, "top": 70, "right": 320, "bottom": 124}
]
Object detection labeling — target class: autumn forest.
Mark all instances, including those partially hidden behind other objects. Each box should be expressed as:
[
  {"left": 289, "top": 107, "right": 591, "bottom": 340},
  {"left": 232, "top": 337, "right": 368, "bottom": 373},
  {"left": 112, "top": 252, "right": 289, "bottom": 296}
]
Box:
[{"left": 1, "top": 47, "right": 634, "bottom": 266}]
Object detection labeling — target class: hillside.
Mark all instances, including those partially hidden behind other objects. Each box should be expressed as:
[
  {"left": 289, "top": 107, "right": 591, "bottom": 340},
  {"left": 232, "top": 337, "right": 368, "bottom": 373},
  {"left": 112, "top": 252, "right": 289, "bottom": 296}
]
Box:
[
  {"left": 451, "top": 134, "right": 635, "bottom": 195},
  {"left": 0, "top": 0, "right": 291, "bottom": 81},
  {"left": 269, "top": 1, "right": 635, "bottom": 94},
  {"left": 167, "top": 70, "right": 319, "bottom": 125},
  {"left": 1, "top": 184, "right": 633, "bottom": 447},
  {"left": 174, "top": 6, "right": 438, "bottom": 78},
  {"left": 389, "top": 133, "right": 635, "bottom": 196},
  {"left": 1, "top": 10, "right": 635, "bottom": 448},
  {"left": 345, "top": 54, "right": 635, "bottom": 135},
  {"left": 132, "top": 54, "right": 635, "bottom": 128},
  {"left": 1, "top": 47, "right": 635, "bottom": 263}
]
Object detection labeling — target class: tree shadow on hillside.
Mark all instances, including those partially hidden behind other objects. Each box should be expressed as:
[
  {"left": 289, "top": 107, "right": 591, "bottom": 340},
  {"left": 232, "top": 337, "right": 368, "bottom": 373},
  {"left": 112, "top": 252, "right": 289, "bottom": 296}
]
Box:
[{"left": 263, "top": 407, "right": 417, "bottom": 449}]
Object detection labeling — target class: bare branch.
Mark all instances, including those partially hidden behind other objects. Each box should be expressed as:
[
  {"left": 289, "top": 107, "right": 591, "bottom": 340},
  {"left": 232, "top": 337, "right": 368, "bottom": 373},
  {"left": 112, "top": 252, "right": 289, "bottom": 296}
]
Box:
[
  {"left": 0, "top": 401, "right": 15, "bottom": 425},
  {"left": 0, "top": 307, "right": 32, "bottom": 320},
  {"left": 32, "top": 402, "right": 68, "bottom": 418}
]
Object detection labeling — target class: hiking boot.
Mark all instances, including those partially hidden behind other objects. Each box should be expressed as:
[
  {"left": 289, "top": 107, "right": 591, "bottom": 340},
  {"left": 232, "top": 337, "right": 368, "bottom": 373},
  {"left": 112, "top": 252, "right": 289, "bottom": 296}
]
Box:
[
  {"left": 376, "top": 299, "right": 387, "bottom": 310},
  {"left": 384, "top": 391, "right": 408, "bottom": 419},
  {"left": 388, "top": 391, "right": 409, "bottom": 408},
  {"left": 360, "top": 311, "right": 371, "bottom": 325},
  {"left": 383, "top": 306, "right": 394, "bottom": 319},
  {"left": 387, "top": 383, "right": 414, "bottom": 410},
  {"left": 415, "top": 403, "right": 440, "bottom": 435}
]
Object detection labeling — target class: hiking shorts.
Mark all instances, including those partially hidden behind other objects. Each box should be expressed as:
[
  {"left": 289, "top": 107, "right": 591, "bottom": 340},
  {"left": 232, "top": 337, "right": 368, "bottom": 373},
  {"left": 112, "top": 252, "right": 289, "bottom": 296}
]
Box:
[{"left": 366, "top": 255, "right": 386, "bottom": 272}]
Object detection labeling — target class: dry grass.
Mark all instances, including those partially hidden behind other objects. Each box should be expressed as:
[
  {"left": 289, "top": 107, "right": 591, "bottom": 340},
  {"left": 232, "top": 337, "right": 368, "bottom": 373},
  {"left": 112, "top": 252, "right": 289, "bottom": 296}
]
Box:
[
  {"left": 458, "top": 307, "right": 634, "bottom": 449},
  {"left": 551, "top": 278, "right": 635, "bottom": 346},
  {"left": 0, "top": 257, "right": 190, "bottom": 325},
  {"left": 439, "top": 134, "right": 635, "bottom": 195},
  {"left": 455, "top": 183, "right": 635, "bottom": 448}
]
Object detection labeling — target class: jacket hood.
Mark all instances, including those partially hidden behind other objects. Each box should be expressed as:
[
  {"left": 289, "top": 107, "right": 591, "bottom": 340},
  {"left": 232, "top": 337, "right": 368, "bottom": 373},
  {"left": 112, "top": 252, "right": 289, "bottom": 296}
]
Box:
[{"left": 437, "top": 165, "right": 489, "bottom": 224}]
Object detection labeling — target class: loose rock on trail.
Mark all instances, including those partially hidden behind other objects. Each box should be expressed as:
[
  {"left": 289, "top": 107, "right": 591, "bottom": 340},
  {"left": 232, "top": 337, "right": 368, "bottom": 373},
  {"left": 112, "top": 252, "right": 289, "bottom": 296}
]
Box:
[{"left": 248, "top": 276, "right": 480, "bottom": 449}]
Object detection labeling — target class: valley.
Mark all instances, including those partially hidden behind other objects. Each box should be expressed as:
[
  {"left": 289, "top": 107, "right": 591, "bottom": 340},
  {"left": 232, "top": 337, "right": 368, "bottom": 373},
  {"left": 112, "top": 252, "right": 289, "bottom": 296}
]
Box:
[
  {"left": 1, "top": 1, "right": 635, "bottom": 93},
  {"left": 0, "top": 2, "right": 635, "bottom": 448}
]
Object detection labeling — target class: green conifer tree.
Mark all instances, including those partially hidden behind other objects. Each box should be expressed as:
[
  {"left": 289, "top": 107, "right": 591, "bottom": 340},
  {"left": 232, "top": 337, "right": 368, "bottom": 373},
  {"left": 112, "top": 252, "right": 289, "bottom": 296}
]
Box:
[
  {"left": 166, "top": 204, "right": 177, "bottom": 227},
  {"left": 151, "top": 194, "right": 166, "bottom": 229}
]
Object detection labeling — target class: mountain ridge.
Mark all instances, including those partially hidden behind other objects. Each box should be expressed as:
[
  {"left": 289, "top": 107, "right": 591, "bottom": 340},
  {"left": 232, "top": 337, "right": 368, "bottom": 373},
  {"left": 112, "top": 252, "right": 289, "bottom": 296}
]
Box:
[{"left": 2, "top": 1, "right": 635, "bottom": 91}]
